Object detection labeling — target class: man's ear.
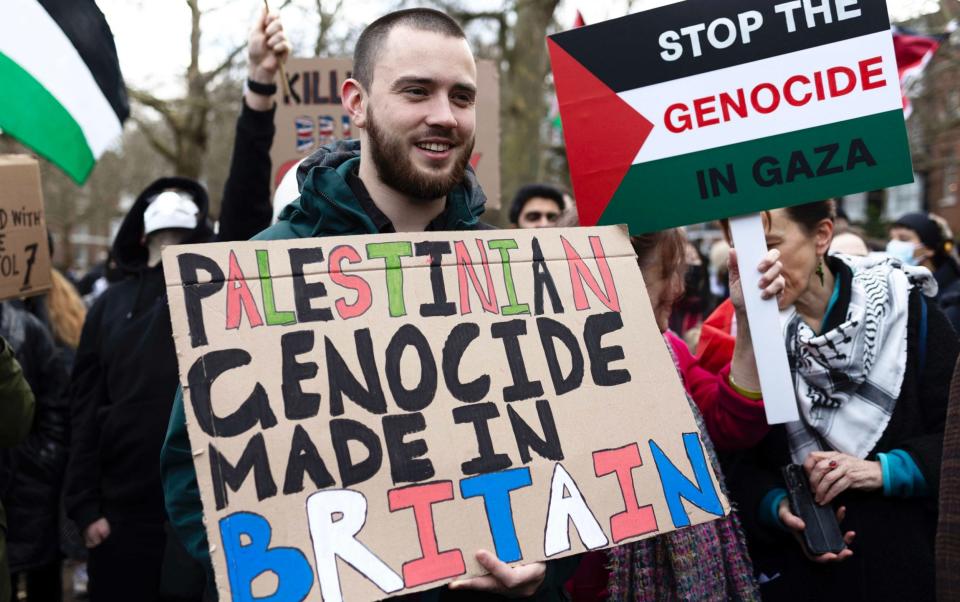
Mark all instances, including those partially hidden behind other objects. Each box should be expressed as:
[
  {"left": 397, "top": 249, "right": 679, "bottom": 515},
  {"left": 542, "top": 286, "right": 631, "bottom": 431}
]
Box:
[{"left": 342, "top": 78, "right": 366, "bottom": 128}]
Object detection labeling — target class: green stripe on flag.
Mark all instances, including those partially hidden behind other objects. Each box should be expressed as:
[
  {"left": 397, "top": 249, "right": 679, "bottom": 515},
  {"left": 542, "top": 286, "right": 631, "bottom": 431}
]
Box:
[
  {"left": 600, "top": 110, "right": 913, "bottom": 233},
  {"left": 0, "top": 51, "right": 95, "bottom": 184}
]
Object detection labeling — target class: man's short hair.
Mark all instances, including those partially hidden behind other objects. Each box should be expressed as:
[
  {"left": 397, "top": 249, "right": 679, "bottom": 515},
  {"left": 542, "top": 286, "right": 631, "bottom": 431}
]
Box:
[
  {"left": 353, "top": 8, "right": 467, "bottom": 90},
  {"left": 509, "top": 184, "right": 566, "bottom": 224}
]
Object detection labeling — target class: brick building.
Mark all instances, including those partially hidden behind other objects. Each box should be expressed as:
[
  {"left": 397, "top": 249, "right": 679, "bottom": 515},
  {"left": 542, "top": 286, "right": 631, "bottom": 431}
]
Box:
[{"left": 895, "top": 3, "right": 960, "bottom": 234}]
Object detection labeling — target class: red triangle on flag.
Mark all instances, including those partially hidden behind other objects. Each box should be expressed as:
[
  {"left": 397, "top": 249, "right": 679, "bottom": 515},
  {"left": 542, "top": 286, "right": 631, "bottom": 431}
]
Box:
[{"left": 547, "top": 38, "right": 653, "bottom": 227}]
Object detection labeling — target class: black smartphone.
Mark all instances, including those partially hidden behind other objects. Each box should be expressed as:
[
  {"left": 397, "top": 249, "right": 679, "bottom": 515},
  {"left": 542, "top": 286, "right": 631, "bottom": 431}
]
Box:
[{"left": 781, "top": 464, "right": 846, "bottom": 556}]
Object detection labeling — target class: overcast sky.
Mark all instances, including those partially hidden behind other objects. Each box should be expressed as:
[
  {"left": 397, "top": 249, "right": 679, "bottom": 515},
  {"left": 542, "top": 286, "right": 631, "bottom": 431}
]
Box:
[{"left": 99, "top": 0, "right": 941, "bottom": 95}]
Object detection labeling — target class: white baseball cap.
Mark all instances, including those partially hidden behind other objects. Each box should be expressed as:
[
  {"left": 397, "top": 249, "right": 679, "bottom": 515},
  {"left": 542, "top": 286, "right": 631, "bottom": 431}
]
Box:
[{"left": 144, "top": 190, "right": 199, "bottom": 235}]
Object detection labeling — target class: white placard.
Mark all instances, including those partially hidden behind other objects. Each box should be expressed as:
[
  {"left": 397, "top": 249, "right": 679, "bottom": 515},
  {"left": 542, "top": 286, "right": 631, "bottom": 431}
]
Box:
[{"left": 729, "top": 213, "right": 799, "bottom": 424}]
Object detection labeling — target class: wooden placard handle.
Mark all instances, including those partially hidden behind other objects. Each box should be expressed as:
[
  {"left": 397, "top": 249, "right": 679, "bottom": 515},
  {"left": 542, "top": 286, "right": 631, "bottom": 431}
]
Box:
[{"left": 263, "top": 0, "right": 293, "bottom": 101}]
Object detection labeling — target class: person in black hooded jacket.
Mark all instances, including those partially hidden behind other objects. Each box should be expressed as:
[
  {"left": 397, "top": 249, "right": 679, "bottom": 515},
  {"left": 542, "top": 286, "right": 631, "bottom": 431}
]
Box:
[{"left": 63, "top": 10, "right": 287, "bottom": 600}]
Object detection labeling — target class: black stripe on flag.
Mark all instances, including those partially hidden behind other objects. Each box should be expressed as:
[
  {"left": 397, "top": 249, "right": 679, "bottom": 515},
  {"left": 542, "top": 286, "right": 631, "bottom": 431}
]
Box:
[
  {"left": 38, "top": 0, "right": 129, "bottom": 122},
  {"left": 549, "top": 0, "right": 891, "bottom": 93}
]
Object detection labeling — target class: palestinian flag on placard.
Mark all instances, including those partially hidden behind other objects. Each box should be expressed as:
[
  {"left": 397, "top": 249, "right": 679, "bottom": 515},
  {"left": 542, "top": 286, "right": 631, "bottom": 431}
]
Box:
[
  {"left": 0, "top": 0, "right": 129, "bottom": 184},
  {"left": 547, "top": 0, "right": 913, "bottom": 232}
]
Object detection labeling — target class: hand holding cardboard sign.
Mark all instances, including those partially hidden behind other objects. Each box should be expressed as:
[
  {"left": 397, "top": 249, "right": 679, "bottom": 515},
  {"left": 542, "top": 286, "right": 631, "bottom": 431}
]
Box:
[
  {"left": 448, "top": 550, "right": 546, "bottom": 597},
  {"left": 246, "top": 6, "right": 290, "bottom": 111},
  {"left": 248, "top": 8, "right": 289, "bottom": 84}
]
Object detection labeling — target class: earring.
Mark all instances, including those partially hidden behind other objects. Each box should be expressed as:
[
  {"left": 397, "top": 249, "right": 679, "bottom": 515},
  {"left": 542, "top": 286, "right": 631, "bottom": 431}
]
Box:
[{"left": 816, "top": 260, "right": 824, "bottom": 286}]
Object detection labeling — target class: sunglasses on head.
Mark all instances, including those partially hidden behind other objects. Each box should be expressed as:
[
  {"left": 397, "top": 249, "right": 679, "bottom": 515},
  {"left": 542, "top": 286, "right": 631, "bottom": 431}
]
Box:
[{"left": 522, "top": 211, "right": 560, "bottom": 222}]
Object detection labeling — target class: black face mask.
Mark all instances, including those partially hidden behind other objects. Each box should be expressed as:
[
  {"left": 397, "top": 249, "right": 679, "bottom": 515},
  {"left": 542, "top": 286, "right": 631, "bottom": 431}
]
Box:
[{"left": 685, "top": 264, "right": 707, "bottom": 296}]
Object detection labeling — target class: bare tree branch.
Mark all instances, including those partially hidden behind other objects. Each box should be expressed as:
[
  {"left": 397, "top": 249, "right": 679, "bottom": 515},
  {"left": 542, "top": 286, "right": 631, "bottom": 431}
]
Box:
[
  {"left": 453, "top": 10, "right": 507, "bottom": 22},
  {"left": 130, "top": 117, "right": 178, "bottom": 165},
  {"left": 187, "top": 0, "right": 201, "bottom": 78},
  {"left": 315, "top": 0, "right": 345, "bottom": 55},
  {"left": 127, "top": 87, "right": 172, "bottom": 115},
  {"left": 127, "top": 87, "right": 183, "bottom": 134},
  {"left": 179, "top": 94, "right": 216, "bottom": 112},
  {"left": 429, "top": 1, "right": 508, "bottom": 55},
  {"left": 202, "top": 43, "right": 247, "bottom": 84},
  {"left": 200, "top": 0, "right": 234, "bottom": 15}
]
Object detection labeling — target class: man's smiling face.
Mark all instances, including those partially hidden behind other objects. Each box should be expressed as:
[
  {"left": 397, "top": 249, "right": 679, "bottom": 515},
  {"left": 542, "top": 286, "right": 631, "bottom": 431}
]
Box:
[{"left": 361, "top": 25, "right": 477, "bottom": 202}]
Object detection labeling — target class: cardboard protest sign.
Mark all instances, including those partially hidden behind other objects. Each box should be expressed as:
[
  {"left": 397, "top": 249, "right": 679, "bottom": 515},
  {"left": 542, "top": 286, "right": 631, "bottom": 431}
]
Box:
[
  {"left": 270, "top": 58, "right": 501, "bottom": 210},
  {"left": 164, "top": 226, "right": 728, "bottom": 601},
  {"left": 548, "top": 0, "right": 913, "bottom": 231},
  {"left": 0, "top": 156, "right": 52, "bottom": 300}
]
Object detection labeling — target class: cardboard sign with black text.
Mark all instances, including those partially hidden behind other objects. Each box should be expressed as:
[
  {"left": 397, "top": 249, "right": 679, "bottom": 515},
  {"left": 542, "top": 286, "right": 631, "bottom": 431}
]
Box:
[
  {"left": 0, "top": 155, "right": 52, "bottom": 300},
  {"left": 549, "top": 0, "right": 912, "bottom": 231},
  {"left": 270, "top": 58, "right": 501, "bottom": 210},
  {"left": 164, "top": 226, "right": 727, "bottom": 601}
]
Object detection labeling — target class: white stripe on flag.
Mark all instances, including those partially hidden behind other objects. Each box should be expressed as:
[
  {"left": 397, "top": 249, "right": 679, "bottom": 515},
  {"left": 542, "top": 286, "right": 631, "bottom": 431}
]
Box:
[
  {"left": 620, "top": 31, "right": 903, "bottom": 164},
  {"left": 1, "top": 0, "right": 122, "bottom": 158}
]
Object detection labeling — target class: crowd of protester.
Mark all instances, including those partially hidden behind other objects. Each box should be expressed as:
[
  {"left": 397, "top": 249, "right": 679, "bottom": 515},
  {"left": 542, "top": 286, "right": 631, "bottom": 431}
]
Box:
[{"left": 2, "top": 6, "right": 960, "bottom": 602}]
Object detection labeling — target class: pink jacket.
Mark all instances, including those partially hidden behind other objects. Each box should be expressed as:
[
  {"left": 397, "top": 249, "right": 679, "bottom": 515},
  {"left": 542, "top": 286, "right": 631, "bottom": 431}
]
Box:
[{"left": 665, "top": 330, "right": 769, "bottom": 451}]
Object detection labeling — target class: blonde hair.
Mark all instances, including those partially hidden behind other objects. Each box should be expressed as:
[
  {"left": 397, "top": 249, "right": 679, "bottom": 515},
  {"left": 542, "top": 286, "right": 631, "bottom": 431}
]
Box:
[{"left": 47, "top": 268, "right": 86, "bottom": 349}]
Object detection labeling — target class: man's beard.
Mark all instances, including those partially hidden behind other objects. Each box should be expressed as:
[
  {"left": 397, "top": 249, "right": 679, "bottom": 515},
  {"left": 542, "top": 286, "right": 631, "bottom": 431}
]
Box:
[{"left": 366, "top": 107, "right": 474, "bottom": 202}]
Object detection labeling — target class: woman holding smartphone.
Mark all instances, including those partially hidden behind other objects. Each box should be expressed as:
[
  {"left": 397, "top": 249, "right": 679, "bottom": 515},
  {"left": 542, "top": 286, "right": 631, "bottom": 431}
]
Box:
[{"left": 723, "top": 200, "right": 957, "bottom": 601}]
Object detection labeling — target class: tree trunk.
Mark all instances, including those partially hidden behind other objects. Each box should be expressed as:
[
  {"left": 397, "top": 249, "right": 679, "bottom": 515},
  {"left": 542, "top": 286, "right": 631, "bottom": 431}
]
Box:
[
  {"left": 176, "top": 73, "right": 210, "bottom": 180},
  {"left": 500, "top": 0, "right": 560, "bottom": 201},
  {"left": 314, "top": 0, "right": 344, "bottom": 56},
  {"left": 128, "top": 0, "right": 232, "bottom": 181},
  {"left": 60, "top": 223, "right": 74, "bottom": 269}
]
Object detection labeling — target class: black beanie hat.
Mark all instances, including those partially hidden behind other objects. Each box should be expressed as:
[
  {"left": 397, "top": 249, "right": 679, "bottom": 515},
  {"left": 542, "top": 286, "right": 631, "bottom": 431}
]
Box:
[{"left": 893, "top": 212, "right": 943, "bottom": 252}]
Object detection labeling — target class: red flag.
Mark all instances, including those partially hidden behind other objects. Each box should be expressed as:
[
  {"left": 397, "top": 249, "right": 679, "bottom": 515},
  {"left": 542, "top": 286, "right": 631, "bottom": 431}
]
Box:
[
  {"left": 573, "top": 10, "right": 585, "bottom": 28},
  {"left": 893, "top": 27, "right": 942, "bottom": 118}
]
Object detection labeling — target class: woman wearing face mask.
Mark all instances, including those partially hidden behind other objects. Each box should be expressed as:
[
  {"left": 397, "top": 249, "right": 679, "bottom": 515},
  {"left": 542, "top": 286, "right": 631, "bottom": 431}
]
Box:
[
  {"left": 724, "top": 200, "right": 958, "bottom": 602},
  {"left": 888, "top": 212, "right": 960, "bottom": 332},
  {"left": 569, "top": 229, "right": 784, "bottom": 601}
]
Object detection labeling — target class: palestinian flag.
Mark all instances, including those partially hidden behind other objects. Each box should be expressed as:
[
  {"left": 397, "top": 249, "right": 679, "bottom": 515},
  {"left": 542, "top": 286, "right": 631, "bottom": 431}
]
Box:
[
  {"left": 1, "top": 0, "right": 129, "bottom": 184},
  {"left": 548, "top": 0, "right": 913, "bottom": 233}
]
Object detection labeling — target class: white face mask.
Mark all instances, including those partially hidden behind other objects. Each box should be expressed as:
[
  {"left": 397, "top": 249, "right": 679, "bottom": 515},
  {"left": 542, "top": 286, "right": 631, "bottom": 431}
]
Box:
[{"left": 885, "top": 239, "right": 920, "bottom": 265}]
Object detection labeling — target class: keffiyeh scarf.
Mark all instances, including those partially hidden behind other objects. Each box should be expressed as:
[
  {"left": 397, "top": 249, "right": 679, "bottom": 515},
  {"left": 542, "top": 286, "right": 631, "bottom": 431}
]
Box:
[{"left": 782, "top": 253, "right": 937, "bottom": 464}]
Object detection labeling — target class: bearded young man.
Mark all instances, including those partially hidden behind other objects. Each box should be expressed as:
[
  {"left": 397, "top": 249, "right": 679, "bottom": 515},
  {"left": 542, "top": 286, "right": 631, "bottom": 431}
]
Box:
[{"left": 161, "top": 8, "right": 579, "bottom": 600}]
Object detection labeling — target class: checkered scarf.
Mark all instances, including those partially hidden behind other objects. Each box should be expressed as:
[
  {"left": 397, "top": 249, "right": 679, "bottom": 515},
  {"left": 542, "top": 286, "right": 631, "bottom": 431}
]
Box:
[{"left": 782, "top": 253, "right": 937, "bottom": 464}]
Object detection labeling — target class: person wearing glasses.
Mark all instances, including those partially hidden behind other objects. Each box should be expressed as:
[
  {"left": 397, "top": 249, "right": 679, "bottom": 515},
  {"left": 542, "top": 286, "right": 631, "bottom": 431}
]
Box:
[{"left": 509, "top": 183, "right": 565, "bottom": 229}]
